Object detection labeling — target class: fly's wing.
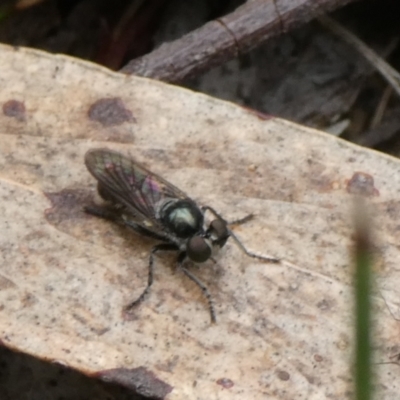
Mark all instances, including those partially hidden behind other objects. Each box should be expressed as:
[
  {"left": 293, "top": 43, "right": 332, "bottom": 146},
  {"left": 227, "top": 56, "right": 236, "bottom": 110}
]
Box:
[{"left": 84, "top": 148, "right": 190, "bottom": 233}]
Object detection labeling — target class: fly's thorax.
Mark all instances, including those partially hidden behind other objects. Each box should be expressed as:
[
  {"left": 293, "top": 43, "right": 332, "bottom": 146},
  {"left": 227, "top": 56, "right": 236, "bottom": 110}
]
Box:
[{"left": 159, "top": 198, "right": 204, "bottom": 238}]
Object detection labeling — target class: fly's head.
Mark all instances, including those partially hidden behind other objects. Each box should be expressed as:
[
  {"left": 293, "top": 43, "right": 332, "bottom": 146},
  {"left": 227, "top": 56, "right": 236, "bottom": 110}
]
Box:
[
  {"left": 186, "top": 218, "right": 230, "bottom": 264},
  {"left": 186, "top": 235, "right": 212, "bottom": 263},
  {"left": 207, "top": 219, "right": 230, "bottom": 248}
]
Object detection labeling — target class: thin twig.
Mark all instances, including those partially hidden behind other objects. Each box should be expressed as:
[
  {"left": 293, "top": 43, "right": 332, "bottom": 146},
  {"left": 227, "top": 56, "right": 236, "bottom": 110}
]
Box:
[{"left": 121, "top": 0, "right": 360, "bottom": 83}]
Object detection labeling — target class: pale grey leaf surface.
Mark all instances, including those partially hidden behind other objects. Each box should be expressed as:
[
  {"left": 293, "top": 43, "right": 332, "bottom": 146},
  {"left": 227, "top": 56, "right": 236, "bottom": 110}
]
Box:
[{"left": 0, "top": 44, "right": 398, "bottom": 400}]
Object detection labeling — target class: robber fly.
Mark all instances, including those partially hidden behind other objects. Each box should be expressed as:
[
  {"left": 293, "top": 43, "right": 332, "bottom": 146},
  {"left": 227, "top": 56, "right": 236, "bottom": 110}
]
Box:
[{"left": 84, "top": 148, "right": 279, "bottom": 323}]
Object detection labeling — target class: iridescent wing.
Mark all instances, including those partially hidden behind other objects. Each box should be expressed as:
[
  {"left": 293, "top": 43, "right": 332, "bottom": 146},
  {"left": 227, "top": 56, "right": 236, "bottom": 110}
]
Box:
[{"left": 84, "top": 148, "right": 190, "bottom": 233}]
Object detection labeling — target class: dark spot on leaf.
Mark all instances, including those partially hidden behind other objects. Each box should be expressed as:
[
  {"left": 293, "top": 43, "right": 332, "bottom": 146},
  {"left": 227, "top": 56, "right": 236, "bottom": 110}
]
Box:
[
  {"left": 216, "top": 377, "right": 234, "bottom": 389},
  {"left": 316, "top": 298, "right": 334, "bottom": 311},
  {"left": 97, "top": 367, "right": 173, "bottom": 400},
  {"left": 21, "top": 292, "right": 37, "bottom": 308},
  {"left": 0, "top": 275, "right": 15, "bottom": 290},
  {"left": 314, "top": 354, "right": 323, "bottom": 362},
  {"left": 205, "top": 118, "right": 215, "bottom": 125},
  {"left": 346, "top": 172, "right": 379, "bottom": 197},
  {"left": 277, "top": 370, "right": 290, "bottom": 381},
  {"left": 3, "top": 100, "right": 26, "bottom": 122},
  {"left": 44, "top": 189, "right": 90, "bottom": 226},
  {"left": 156, "top": 355, "right": 179, "bottom": 373},
  {"left": 88, "top": 98, "right": 135, "bottom": 127}
]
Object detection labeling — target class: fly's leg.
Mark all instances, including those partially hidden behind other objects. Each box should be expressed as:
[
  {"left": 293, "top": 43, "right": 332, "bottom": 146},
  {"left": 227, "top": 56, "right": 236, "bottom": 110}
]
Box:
[
  {"left": 228, "top": 230, "right": 279, "bottom": 263},
  {"left": 202, "top": 205, "right": 279, "bottom": 263},
  {"left": 124, "top": 243, "right": 178, "bottom": 312},
  {"left": 227, "top": 213, "right": 254, "bottom": 226},
  {"left": 181, "top": 268, "right": 216, "bottom": 324},
  {"left": 202, "top": 205, "right": 252, "bottom": 226},
  {"left": 177, "top": 253, "right": 216, "bottom": 323},
  {"left": 202, "top": 205, "right": 227, "bottom": 223},
  {"left": 84, "top": 204, "right": 121, "bottom": 220}
]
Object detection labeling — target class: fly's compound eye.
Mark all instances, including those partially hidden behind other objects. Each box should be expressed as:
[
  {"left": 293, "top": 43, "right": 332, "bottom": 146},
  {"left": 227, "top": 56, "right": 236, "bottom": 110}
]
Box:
[
  {"left": 209, "top": 219, "right": 229, "bottom": 242},
  {"left": 187, "top": 236, "right": 212, "bottom": 263}
]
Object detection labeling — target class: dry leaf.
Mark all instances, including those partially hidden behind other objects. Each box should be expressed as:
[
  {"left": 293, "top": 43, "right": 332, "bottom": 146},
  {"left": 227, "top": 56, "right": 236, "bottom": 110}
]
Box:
[{"left": 0, "top": 43, "right": 398, "bottom": 399}]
